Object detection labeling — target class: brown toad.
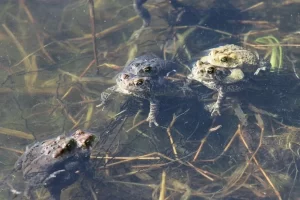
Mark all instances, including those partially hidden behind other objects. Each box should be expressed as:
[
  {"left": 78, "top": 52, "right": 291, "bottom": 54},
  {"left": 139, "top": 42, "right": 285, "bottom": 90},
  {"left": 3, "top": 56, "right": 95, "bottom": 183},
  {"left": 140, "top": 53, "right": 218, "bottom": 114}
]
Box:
[
  {"left": 188, "top": 61, "right": 251, "bottom": 116},
  {"left": 199, "top": 44, "right": 270, "bottom": 77},
  {"left": 14, "top": 130, "right": 95, "bottom": 200}
]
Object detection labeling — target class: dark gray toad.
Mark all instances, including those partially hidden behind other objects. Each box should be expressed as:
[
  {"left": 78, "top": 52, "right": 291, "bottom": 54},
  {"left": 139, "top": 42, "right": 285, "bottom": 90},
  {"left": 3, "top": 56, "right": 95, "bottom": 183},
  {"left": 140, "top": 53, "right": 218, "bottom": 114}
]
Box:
[
  {"left": 116, "top": 72, "right": 188, "bottom": 126},
  {"left": 123, "top": 53, "right": 177, "bottom": 77},
  {"left": 188, "top": 61, "right": 252, "bottom": 116},
  {"left": 108, "top": 72, "right": 186, "bottom": 127},
  {"left": 134, "top": 0, "right": 201, "bottom": 27},
  {"left": 14, "top": 129, "right": 95, "bottom": 200},
  {"left": 98, "top": 54, "right": 180, "bottom": 126},
  {"left": 98, "top": 54, "right": 177, "bottom": 106}
]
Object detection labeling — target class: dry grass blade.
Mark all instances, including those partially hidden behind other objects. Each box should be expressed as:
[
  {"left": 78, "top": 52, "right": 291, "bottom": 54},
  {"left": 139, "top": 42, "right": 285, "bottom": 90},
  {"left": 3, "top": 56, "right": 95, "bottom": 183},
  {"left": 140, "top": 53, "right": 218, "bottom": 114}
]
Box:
[
  {"left": 244, "top": 42, "right": 300, "bottom": 48},
  {"left": 61, "top": 59, "right": 100, "bottom": 100},
  {"left": 67, "top": 16, "right": 140, "bottom": 42},
  {"left": 20, "top": 0, "right": 54, "bottom": 63},
  {"left": 88, "top": 0, "right": 99, "bottom": 72},
  {"left": 241, "top": 2, "right": 264, "bottom": 12},
  {"left": 126, "top": 119, "right": 147, "bottom": 132},
  {"left": 248, "top": 104, "right": 278, "bottom": 118},
  {"left": 12, "top": 42, "right": 54, "bottom": 68},
  {"left": 96, "top": 152, "right": 167, "bottom": 169},
  {"left": 0, "top": 87, "right": 64, "bottom": 95},
  {"left": 0, "top": 127, "right": 34, "bottom": 140},
  {"left": 186, "top": 162, "right": 214, "bottom": 181},
  {"left": 92, "top": 156, "right": 160, "bottom": 160},
  {"left": 200, "top": 126, "right": 240, "bottom": 162},
  {"left": 212, "top": 163, "right": 252, "bottom": 198},
  {"left": 238, "top": 118, "right": 282, "bottom": 200},
  {"left": 228, "top": 20, "right": 272, "bottom": 26},
  {"left": 71, "top": 114, "right": 84, "bottom": 130},
  {"left": 159, "top": 171, "right": 166, "bottom": 200},
  {"left": 56, "top": 98, "right": 78, "bottom": 125},
  {"left": 196, "top": 25, "right": 233, "bottom": 36},
  {"left": 239, "top": 28, "right": 278, "bottom": 36},
  {"left": 192, "top": 119, "right": 221, "bottom": 161},
  {"left": 167, "top": 114, "right": 179, "bottom": 159},
  {"left": 26, "top": 55, "right": 38, "bottom": 89},
  {"left": 0, "top": 146, "right": 24, "bottom": 154},
  {"left": 273, "top": 119, "right": 300, "bottom": 131},
  {"left": 2, "top": 24, "right": 34, "bottom": 90},
  {"left": 84, "top": 102, "right": 94, "bottom": 129}
]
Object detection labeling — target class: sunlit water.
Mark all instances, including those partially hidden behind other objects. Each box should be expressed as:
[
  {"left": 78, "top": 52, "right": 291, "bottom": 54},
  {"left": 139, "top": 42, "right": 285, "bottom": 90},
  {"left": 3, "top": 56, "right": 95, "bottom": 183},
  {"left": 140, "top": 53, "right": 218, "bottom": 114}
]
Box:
[{"left": 0, "top": 0, "right": 300, "bottom": 199}]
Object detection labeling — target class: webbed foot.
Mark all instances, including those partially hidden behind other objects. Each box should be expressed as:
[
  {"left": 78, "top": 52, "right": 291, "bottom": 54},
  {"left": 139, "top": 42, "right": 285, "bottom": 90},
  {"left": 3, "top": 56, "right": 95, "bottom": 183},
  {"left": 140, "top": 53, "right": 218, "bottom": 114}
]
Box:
[
  {"left": 179, "top": 79, "right": 193, "bottom": 96},
  {"left": 44, "top": 170, "right": 67, "bottom": 186},
  {"left": 254, "top": 67, "right": 267, "bottom": 75},
  {"left": 24, "top": 185, "right": 34, "bottom": 200},
  {"left": 254, "top": 59, "right": 271, "bottom": 75},
  {"left": 181, "top": 85, "right": 193, "bottom": 95},
  {"left": 165, "top": 69, "right": 177, "bottom": 77},
  {"left": 148, "top": 100, "right": 159, "bottom": 127},
  {"left": 211, "top": 104, "right": 221, "bottom": 116},
  {"left": 146, "top": 114, "right": 159, "bottom": 127}
]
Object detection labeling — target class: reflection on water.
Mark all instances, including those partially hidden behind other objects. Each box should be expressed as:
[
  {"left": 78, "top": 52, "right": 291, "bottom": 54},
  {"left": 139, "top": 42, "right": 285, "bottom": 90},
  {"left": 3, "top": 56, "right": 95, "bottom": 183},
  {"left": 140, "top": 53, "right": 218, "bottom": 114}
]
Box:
[{"left": 0, "top": 0, "right": 300, "bottom": 199}]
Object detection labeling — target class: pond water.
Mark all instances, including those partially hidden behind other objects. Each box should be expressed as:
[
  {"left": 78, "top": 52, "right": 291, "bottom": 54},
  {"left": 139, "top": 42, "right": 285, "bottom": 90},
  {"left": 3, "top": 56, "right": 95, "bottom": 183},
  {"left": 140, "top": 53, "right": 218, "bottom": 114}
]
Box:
[{"left": 0, "top": 0, "right": 300, "bottom": 199}]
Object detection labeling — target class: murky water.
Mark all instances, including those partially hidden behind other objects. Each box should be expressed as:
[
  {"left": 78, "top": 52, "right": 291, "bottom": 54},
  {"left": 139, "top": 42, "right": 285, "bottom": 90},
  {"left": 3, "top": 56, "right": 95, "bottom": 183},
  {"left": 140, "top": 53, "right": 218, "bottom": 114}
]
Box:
[{"left": 0, "top": 0, "right": 300, "bottom": 199}]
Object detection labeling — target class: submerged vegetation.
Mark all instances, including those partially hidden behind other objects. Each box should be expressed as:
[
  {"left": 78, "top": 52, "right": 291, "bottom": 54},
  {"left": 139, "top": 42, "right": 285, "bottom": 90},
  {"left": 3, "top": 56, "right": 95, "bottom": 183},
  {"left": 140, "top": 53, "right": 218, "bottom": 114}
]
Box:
[
  {"left": 0, "top": 0, "right": 300, "bottom": 199},
  {"left": 255, "top": 35, "right": 283, "bottom": 71}
]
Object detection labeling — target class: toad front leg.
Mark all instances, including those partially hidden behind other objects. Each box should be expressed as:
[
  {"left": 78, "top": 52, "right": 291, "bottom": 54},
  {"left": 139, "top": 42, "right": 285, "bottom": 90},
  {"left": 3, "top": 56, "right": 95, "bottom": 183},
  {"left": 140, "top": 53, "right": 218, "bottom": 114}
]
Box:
[
  {"left": 96, "top": 85, "right": 118, "bottom": 108},
  {"left": 254, "top": 59, "right": 271, "bottom": 75},
  {"left": 147, "top": 99, "right": 159, "bottom": 127}
]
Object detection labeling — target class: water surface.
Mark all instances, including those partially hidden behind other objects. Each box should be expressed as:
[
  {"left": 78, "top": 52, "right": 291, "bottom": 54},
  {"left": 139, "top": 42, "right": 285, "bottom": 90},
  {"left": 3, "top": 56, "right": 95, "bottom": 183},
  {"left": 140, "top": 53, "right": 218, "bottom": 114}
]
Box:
[{"left": 0, "top": 0, "right": 300, "bottom": 199}]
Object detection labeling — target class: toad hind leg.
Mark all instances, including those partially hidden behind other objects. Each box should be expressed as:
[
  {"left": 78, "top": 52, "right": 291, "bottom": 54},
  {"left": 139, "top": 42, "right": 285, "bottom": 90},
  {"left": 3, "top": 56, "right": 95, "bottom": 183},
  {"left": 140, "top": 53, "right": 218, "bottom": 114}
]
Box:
[
  {"left": 147, "top": 99, "right": 159, "bottom": 127},
  {"left": 211, "top": 87, "right": 225, "bottom": 116},
  {"left": 24, "top": 185, "right": 34, "bottom": 200},
  {"left": 134, "top": 0, "right": 151, "bottom": 28},
  {"left": 47, "top": 187, "right": 62, "bottom": 200},
  {"left": 44, "top": 170, "right": 67, "bottom": 187}
]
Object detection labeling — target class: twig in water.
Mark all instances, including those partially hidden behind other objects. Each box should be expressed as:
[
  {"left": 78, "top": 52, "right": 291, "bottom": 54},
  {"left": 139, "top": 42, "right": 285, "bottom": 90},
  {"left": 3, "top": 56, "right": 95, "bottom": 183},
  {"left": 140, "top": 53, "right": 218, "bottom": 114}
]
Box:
[
  {"left": 199, "top": 126, "right": 239, "bottom": 162},
  {"left": 88, "top": 0, "right": 99, "bottom": 74},
  {"left": 193, "top": 118, "right": 221, "bottom": 161},
  {"left": 240, "top": 2, "right": 264, "bottom": 13},
  {"left": 159, "top": 171, "right": 166, "bottom": 200},
  {"left": 238, "top": 119, "right": 282, "bottom": 200}
]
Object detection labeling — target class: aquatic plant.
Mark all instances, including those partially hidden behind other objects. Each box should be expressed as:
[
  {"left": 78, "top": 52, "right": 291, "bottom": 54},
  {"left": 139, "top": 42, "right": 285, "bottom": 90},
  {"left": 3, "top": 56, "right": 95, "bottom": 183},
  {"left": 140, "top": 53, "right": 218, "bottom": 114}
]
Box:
[{"left": 255, "top": 35, "right": 283, "bottom": 72}]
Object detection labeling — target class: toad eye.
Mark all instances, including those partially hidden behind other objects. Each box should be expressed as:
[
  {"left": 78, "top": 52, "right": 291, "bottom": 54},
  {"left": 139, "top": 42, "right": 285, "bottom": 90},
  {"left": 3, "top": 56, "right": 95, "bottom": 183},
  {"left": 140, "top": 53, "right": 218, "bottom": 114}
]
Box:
[
  {"left": 196, "top": 61, "right": 204, "bottom": 66},
  {"left": 85, "top": 140, "right": 91, "bottom": 147},
  {"left": 85, "top": 135, "right": 95, "bottom": 147},
  {"left": 135, "top": 79, "right": 144, "bottom": 86},
  {"left": 65, "top": 139, "right": 76, "bottom": 151},
  {"left": 220, "top": 56, "right": 228, "bottom": 62},
  {"left": 143, "top": 66, "right": 152, "bottom": 72},
  {"left": 207, "top": 67, "right": 215, "bottom": 74}
]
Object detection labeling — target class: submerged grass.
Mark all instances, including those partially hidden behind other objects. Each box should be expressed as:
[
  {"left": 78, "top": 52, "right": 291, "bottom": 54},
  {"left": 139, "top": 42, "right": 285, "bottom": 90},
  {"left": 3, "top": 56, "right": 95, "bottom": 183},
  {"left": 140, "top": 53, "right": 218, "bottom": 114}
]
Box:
[
  {"left": 255, "top": 35, "right": 283, "bottom": 72},
  {"left": 0, "top": 127, "right": 34, "bottom": 140},
  {"left": 2, "top": 24, "right": 36, "bottom": 91}
]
